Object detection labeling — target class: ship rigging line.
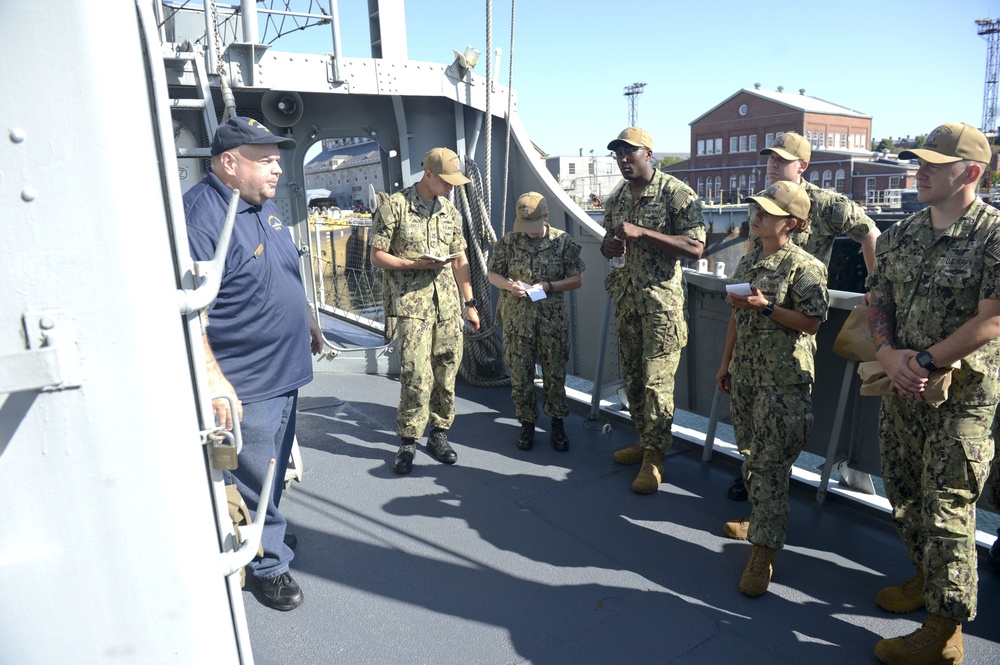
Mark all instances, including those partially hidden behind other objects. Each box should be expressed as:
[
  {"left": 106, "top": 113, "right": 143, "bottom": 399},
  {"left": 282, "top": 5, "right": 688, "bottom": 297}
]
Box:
[
  {"left": 499, "top": 0, "right": 516, "bottom": 235},
  {"left": 456, "top": 161, "right": 508, "bottom": 387}
]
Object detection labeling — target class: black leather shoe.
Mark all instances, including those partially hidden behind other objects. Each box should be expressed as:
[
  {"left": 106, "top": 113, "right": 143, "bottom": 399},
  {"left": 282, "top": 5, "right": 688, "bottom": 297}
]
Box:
[
  {"left": 516, "top": 421, "right": 535, "bottom": 450},
  {"left": 426, "top": 429, "right": 457, "bottom": 464},
  {"left": 258, "top": 571, "right": 304, "bottom": 611},
  {"left": 550, "top": 418, "right": 569, "bottom": 451},
  {"left": 283, "top": 531, "right": 298, "bottom": 551},
  {"left": 728, "top": 476, "right": 748, "bottom": 501},
  {"left": 392, "top": 439, "right": 416, "bottom": 474}
]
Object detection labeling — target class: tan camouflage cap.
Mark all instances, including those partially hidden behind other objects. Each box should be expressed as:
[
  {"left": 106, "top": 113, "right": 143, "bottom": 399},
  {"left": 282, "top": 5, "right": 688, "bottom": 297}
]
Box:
[
  {"left": 513, "top": 192, "right": 548, "bottom": 233},
  {"left": 422, "top": 147, "right": 471, "bottom": 185},
  {"left": 607, "top": 127, "right": 653, "bottom": 151},
  {"left": 747, "top": 180, "right": 811, "bottom": 220},
  {"left": 760, "top": 132, "right": 811, "bottom": 162},
  {"left": 899, "top": 122, "right": 992, "bottom": 164}
]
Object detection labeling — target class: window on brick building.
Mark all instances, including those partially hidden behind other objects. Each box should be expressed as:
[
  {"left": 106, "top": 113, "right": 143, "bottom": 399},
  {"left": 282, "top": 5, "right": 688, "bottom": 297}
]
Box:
[
  {"left": 729, "top": 175, "right": 737, "bottom": 201},
  {"left": 697, "top": 177, "right": 704, "bottom": 197},
  {"left": 739, "top": 135, "right": 747, "bottom": 152},
  {"left": 697, "top": 140, "right": 705, "bottom": 155},
  {"left": 866, "top": 177, "right": 876, "bottom": 193},
  {"left": 748, "top": 173, "right": 757, "bottom": 193},
  {"left": 749, "top": 135, "right": 757, "bottom": 151},
  {"left": 889, "top": 176, "right": 900, "bottom": 189},
  {"left": 835, "top": 169, "right": 845, "bottom": 193},
  {"left": 822, "top": 169, "right": 832, "bottom": 188},
  {"left": 765, "top": 132, "right": 774, "bottom": 147},
  {"left": 715, "top": 176, "right": 722, "bottom": 199},
  {"left": 811, "top": 171, "right": 821, "bottom": 185},
  {"left": 730, "top": 137, "right": 738, "bottom": 153},
  {"left": 715, "top": 138, "right": 722, "bottom": 154}
]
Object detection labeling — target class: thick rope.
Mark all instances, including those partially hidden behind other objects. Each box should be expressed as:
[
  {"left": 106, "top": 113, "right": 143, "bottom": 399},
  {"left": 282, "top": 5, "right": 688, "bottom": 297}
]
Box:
[
  {"left": 455, "top": 160, "right": 508, "bottom": 387},
  {"left": 483, "top": 0, "right": 493, "bottom": 217},
  {"left": 500, "top": 0, "right": 516, "bottom": 235}
]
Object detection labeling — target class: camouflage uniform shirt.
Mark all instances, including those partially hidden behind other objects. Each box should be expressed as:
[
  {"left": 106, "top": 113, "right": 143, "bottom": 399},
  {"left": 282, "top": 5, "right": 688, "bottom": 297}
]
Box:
[
  {"left": 602, "top": 171, "right": 706, "bottom": 313},
  {"left": 370, "top": 185, "right": 467, "bottom": 324},
  {"left": 866, "top": 199, "right": 1000, "bottom": 406},
  {"left": 489, "top": 226, "right": 585, "bottom": 337},
  {"left": 730, "top": 242, "right": 829, "bottom": 386}
]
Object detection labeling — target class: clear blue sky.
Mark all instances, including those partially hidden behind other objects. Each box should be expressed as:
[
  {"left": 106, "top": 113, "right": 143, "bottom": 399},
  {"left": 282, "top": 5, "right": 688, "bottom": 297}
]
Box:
[{"left": 273, "top": 0, "right": 998, "bottom": 156}]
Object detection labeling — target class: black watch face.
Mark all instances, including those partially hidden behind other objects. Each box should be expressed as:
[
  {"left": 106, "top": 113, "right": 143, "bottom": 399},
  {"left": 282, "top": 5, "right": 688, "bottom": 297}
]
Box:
[{"left": 465, "top": 299, "right": 477, "bottom": 307}]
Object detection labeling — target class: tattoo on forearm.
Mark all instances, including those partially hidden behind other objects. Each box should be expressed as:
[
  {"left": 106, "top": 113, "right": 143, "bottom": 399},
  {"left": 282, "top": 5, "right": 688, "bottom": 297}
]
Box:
[{"left": 868, "top": 291, "right": 896, "bottom": 352}]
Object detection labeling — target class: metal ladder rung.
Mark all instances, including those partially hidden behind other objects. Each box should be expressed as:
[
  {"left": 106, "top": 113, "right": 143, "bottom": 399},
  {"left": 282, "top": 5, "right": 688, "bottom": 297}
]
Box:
[
  {"left": 177, "top": 147, "right": 213, "bottom": 158},
  {"left": 171, "top": 99, "right": 207, "bottom": 110}
]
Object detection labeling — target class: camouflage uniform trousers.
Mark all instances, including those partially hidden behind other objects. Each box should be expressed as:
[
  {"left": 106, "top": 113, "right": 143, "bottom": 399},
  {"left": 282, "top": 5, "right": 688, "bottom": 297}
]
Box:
[
  {"left": 879, "top": 396, "right": 995, "bottom": 621},
  {"left": 730, "top": 381, "right": 813, "bottom": 551},
  {"left": 395, "top": 315, "right": 463, "bottom": 439},
  {"left": 988, "top": 416, "right": 1000, "bottom": 510},
  {"left": 503, "top": 315, "right": 570, "bottom": 424},
  {"left": 615, "top": 303, "right": 685, "bottom": 453}
]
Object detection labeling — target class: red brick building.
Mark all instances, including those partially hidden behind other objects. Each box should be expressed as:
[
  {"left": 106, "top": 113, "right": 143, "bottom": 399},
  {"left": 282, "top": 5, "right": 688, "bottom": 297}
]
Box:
[{"left": 663, "top": 86, "right": 916, "bottom": 204}]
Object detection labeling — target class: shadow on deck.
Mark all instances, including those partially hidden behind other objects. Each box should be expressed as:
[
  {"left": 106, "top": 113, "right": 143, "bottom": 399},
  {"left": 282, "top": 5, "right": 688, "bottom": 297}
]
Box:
[{"left": 244, "top": 370, "right": 1000, "bottom": 665}]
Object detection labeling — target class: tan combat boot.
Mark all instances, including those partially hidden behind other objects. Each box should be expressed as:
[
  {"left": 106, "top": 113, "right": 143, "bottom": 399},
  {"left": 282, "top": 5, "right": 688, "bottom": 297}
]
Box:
[
  {"left": 723, "top": 517, "right": 750, "bottom": 540},
  {"left": 874, "top": 613, "right": 963, "bottom": 665},
  {"left": 613, "top": 444, "right": 645, "bottom": 465},
  {"left": 630, "top": 448, "right": 664, "bottom": 494},
  {"left": 739, "top": 545, "right": 775, "bottom": 597},
  {"left": 876, "top": 571, "right": 926, "bottom": 614}
]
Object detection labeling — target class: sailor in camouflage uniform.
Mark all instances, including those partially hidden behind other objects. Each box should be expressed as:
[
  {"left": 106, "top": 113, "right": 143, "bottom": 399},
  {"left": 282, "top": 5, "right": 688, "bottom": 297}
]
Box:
[
  {"left": 727, "top": 130, "right": 881, "bottom": 503},
  {"left": 488, "top": 193, "right": 585, "bottom": 451},
  {"left": 866, "top": 123, "right": 1000, "bottom": 665},
  {"left": 715, "top": 181, "right": 828, "bottom": 598},
  {"left": 370, "top": 147, "right": 481, "bottom": 475},
  {"left": 759, "top": 131, "right": 880, "bottom": 268},
  {"left": 601, "top": 128, "right": 706, "bottom": 494}
]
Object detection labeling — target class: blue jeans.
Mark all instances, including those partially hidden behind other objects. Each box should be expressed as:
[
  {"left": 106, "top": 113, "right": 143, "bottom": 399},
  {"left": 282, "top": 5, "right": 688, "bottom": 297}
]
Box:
[{"left": 225, "top": 391, "right": 298, "bottom": 580}]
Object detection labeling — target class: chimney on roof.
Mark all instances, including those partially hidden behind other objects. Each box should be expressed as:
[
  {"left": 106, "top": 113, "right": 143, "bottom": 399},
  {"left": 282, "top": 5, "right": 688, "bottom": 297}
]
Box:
[
  {"left": 799, "top": 88, "right": 806, "bottom": 95},
  {"left": 777, "top": 86, "right": 784, "bottom": 92},
  {"left": 754, "top": 82, "right": 761, "bottom": 90}
]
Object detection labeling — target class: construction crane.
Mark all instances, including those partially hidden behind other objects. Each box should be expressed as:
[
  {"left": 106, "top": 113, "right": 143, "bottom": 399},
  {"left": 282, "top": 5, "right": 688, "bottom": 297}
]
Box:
[
  {"left": 623, "top": 82, "right": 646, "bottom": 127},
  {"left": 976, "top": 18, "right": 999, "bottom": 192}
]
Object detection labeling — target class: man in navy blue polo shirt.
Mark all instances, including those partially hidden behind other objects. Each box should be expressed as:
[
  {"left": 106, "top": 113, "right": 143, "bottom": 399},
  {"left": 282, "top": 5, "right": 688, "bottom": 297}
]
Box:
[{"left": 184, "top": 116, "right": 322, "bottom": 611}]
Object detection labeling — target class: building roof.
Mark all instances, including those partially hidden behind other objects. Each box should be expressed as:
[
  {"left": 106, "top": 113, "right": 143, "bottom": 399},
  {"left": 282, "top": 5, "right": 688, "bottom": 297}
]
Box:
[{"left": 690, "top": 87, "right": 871, "bottom": 125}]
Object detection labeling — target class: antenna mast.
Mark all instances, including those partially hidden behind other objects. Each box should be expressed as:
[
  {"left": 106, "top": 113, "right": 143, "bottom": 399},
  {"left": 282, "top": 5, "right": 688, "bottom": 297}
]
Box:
[
  {"left": 623, "top": 82, "right": 647, "bottom": 127},
  {"left": 978, "top": 18, "right": 1000, "bottom": 133}
]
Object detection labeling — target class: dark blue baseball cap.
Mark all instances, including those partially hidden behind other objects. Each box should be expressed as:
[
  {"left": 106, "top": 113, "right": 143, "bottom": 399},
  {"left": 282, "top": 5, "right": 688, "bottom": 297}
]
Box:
[{"left": 210, "top": 116, "right": 297, "bottom": 156}]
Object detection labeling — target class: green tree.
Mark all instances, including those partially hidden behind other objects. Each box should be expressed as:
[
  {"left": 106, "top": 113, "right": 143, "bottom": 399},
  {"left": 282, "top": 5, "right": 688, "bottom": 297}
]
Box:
[
  {"left": 656, "top": 155, "right": 685, "bottom": 169},
  {"left": 913, "top": 135, "right": 926, "bottom": 149},
  {"left": 875, "top": 138, "right": 896, "bottom": 153}
]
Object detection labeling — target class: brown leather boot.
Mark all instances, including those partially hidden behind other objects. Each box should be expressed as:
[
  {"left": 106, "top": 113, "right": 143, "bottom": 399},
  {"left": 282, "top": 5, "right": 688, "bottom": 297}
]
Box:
[
  {"left": 739, "top": 545, "right": 775, "bottom": 597},
  {"left": 876, "top": 571, "right": 926, "bottom": 614},
  {"left": 874, "top": 613, "right": 963, "bottom": 664},
  {"left": 723, "top": 517, "right": 750, "bottom": 540},
  {"left": 613, "top": 444, "right": 644, "bottom": 465},
  {"left": 630, "top": 448, "right": 664, "bottom": 494}
]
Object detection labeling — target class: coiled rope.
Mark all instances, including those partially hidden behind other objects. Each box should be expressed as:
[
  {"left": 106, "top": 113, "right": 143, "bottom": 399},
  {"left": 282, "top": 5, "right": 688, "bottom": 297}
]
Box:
[{"left": 456, "top": 160, "right": 508, "bottom": 387}]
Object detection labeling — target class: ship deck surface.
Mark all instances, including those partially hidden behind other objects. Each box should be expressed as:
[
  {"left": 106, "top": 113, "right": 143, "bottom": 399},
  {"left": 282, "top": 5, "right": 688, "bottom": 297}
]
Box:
[{"left": 244, "top": 368, "right": 1000, "bottom": 665}]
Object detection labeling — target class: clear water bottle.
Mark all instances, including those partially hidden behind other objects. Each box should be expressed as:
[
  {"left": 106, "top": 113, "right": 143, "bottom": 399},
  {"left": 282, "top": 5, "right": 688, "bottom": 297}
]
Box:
[{"left": 610, "top": 243, "right": 626, "bottom": 269}]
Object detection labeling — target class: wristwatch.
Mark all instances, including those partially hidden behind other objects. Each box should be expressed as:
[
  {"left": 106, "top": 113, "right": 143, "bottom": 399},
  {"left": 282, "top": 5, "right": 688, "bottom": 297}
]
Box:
[
  {"left": 915, "top": 351, "right": 938, "bottom": 372},
  {"left": 760, "top": 301, "right": 774, "bottom": 317},
  {"left": 464, "top": 298, "right": 478, "bottom": 308}
]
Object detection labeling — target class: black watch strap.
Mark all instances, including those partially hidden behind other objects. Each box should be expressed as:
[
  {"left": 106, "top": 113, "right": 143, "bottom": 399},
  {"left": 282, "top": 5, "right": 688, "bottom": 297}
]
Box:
[
  {"left": 464, "top": 298, "right": 478, "bottom": 308},
  {"left": 760, "top": 301, "right": 774, "bottom": 317}
]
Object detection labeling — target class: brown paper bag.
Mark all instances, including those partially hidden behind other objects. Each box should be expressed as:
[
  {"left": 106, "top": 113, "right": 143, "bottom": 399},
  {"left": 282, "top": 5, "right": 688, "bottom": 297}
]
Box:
[
  {"left": 857, "top": 360, "right": 957, "bottom": 407},
  {"left": 832, "top": 305, "right": 877, "bottom": 361}
]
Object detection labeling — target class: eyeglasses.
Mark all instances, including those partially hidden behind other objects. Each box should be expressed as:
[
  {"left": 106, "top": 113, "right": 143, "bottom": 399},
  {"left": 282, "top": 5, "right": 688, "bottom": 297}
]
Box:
[{"left": 612, "top": 145, "right": 647, "bottom": 159}]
